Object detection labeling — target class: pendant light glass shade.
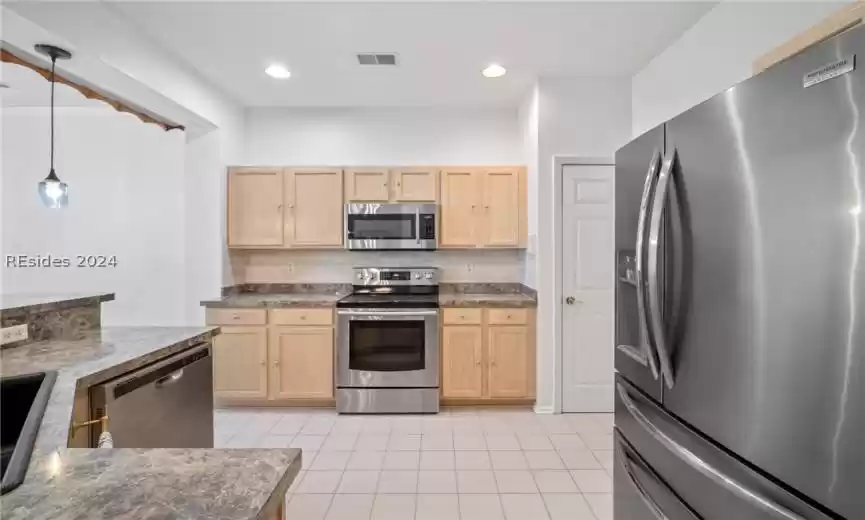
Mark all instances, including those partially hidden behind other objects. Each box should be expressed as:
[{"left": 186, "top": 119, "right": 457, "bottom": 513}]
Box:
[
  {"left": 38, "top": 169, "right": 69, "bottom": 208},
  {"left": 35, "top": 44, "right": 72, "bottom": 209}
]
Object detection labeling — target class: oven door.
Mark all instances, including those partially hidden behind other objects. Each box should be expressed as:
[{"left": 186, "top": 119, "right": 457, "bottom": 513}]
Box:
[
  {"left": 337, "top": 308, "right": 439, "bottom": 388},
  {"left": 345, "top": 203, "right": 436, "bottom": 250}
]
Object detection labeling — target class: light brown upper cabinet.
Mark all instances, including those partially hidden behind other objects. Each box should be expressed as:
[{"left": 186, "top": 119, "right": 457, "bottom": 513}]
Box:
[
  {"left": 344, "top": 168, "right": 391, "bottom": 202},
  {"left": 227, "top": 168, "right": 284, "bottom": 247},
  {"left": 345, "top": 167, "right": 440, "bottom": 203},
  {"left": 483, "top": 167, "right": 523, "bottom": 247},
  {"left": 284, "top": 168, "right": 344, "bottom": 247},
  {"left": 227, "top": 167, "right": 343, "bottom": 249},
  {"left": 391, "top": 167, "right": 439, "bottom": 202},
  {"left": 440, "top": 167, "right": 526, "bottom": 248},
  {"left": 440, "top": 167, "right": 481, "bottom": 247}
]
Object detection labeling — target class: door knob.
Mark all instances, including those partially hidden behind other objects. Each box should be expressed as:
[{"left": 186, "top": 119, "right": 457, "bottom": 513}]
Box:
[{"left": 565, "top": 296, "right": 576, "bottom": 305}]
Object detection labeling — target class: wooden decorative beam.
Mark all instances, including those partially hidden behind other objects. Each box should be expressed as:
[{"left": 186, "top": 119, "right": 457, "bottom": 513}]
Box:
[{"left": 1, "top": 48, "right": 185, "bottom": 132}]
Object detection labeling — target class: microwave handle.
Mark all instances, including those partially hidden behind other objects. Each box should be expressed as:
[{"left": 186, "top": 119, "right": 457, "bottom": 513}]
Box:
[{"left": 415, "top": 208, "right": 421, "bottom": 244}]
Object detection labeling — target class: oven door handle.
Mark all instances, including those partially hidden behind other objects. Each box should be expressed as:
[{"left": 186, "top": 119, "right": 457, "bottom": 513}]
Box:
[{"left": 338, "top": 309, "right": 439, "bottom": 317}]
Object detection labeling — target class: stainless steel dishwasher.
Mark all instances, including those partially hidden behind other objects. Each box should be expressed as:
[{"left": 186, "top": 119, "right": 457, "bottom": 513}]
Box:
[{"left": 89, "top": 343, "right": 213, "bottom": 448}]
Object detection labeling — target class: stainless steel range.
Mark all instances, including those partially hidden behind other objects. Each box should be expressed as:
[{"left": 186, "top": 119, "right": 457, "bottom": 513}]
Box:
[{"left": 336, "top": 267, "right": 440, "bottom": 414}]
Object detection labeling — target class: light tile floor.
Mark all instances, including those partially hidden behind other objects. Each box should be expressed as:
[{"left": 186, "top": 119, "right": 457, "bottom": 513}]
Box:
[{"left": 215, "top": 408, "right": 614, "bottom": 520}]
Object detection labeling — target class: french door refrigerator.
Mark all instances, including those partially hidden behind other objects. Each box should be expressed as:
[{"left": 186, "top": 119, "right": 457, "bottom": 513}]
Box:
[{"left": 614, "top": 25, "right": 863, "bottom": 520}]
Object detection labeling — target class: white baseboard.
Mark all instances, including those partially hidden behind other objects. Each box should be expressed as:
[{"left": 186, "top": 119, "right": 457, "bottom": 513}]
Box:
[{"left": 533, "top": 404, "right": 555, "bottom": 415}]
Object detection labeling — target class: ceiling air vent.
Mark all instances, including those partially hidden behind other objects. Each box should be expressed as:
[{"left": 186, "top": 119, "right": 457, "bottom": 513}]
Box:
[{"left": 357, "top": 53, "right": 398, "bottom": 66}]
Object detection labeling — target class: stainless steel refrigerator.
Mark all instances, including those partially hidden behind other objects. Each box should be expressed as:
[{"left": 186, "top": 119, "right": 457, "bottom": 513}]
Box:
[{"left": 614, "top": 25, "right": 863, "bottom": 520}]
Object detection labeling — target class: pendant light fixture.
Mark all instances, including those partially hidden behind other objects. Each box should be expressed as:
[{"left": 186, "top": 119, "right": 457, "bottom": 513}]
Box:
[{"left": 35, "top": 44, "right": 72, "bottom": 208}]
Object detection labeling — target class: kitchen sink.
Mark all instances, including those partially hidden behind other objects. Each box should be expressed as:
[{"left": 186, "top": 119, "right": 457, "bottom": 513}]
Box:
[{"left": 1, "top": 371, "right": 57, "bottom": 494}]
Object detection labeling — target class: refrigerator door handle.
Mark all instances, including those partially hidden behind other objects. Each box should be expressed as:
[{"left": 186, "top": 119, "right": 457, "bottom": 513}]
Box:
[
  {"left": 647, "top": 149, "right": 677, "bottom": 389},
  {"left": 633, "top": 149, "right": 662, "bottom": 380},
  {"left": 616, "top": 442, "right": 671, "bottom": 520},
  {"left": 616, "top": 383, "right": 806, "bottom": 520}
]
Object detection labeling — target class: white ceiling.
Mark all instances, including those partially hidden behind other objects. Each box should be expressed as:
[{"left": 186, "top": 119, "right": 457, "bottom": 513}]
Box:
[
  {"left": 0, "top": 62, "right": 107, "bottom": 108},
  {"left": 96, "top": 1, "right": 715, "bottom": 107}
]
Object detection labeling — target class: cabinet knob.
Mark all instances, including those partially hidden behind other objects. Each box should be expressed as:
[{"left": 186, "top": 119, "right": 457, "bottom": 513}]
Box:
[
  {"left": 396, "top": 181, "right": 401, "bottom": 187},
  {"left": 506, "top": 314, "right": 512, "bottom": 319},
  {"left": 232, "top": 313, "right": 240, "bottom": 319},
  {"left": 277, "top": 204, "right": 283, "bottom": 212},
  {"left": 300, "top": 315, "right": 307, "bottom": 320}
]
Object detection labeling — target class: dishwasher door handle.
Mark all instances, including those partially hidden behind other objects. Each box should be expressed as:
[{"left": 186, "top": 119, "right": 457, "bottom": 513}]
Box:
[{"left": 155, "top": 369, "right": 184, "bottom": 388}]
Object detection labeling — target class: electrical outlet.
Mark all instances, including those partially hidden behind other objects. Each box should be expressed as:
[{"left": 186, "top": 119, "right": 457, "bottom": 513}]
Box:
[
  {"left": 465, "top": 263, "right": 474, "bottom": 272},
  {"left": 0, "top": 324, "right": 28, "bottom": 345}
]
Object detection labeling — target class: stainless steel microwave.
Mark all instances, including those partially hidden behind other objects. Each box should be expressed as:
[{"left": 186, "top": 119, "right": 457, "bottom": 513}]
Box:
[{"left": 344, "top": 203, "right": 436, "bottom": 250}]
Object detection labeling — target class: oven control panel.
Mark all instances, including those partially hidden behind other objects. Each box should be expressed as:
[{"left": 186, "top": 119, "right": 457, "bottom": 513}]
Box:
[{"left": 353, "top": 267, "right": 439, "bottom": 286}]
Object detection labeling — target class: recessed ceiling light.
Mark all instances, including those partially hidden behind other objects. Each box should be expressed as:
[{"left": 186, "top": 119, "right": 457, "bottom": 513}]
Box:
[
  {"left": 265, "top": 64, "right": 291, "bottom": 79},
  {"left": 482, "top": 64, "right": 506, "bottom": 78}
]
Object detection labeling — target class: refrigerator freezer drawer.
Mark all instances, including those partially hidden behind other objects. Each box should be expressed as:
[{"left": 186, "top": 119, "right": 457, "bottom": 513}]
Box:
[
  {"left": 615, "top": 376, "right": 833, "bottom": 520},
  {"left": 615, "top": 431, "right": 700, "bottom": 520}
]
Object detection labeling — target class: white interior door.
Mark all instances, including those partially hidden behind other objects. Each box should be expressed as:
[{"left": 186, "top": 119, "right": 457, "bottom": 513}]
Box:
[{"left": 561, "top": 163, "right": 615, "bottom": 412}]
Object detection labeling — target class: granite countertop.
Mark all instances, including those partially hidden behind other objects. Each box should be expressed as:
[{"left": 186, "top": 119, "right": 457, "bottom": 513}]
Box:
[
  {"left": 201, "top": 292, "right": 349, "bottom": 308},
  {"left": 0, "top": 292, "right": 115, "bottom": 318},
  {"left": 0, "top": 448, "right": 301, "bottom": 520},
  {"left": 0, "top": 326, "right": 301, "bottom": 519},
  {"left": 0, "top": 326, "right": 220, "bottom": 452},
  {"left": 438, "top": 283, "right": 537, "bottom": 308},
  {"left": 438, "top": 292, "right": 537, "bottom": 307}
]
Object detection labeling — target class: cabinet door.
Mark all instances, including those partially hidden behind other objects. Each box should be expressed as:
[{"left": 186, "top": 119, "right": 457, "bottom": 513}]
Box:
[
  {"left": 487, "top": 325, "right": 529, "bottom": 398},
  {"left": 284, "top": 168, "right": 343, "bottom": 247},
  {"left": 269, "top": 326, "right": 334, "bottom": 399},
  {"left": 440, "top": 168, "right": 482, "bottom": 247},
  {"left": 228, "top": 168, "right": 284, "bottom": 247},
  {"left": 212, "top": 326, "right": 268, "bottom": 399},
  {"left": 392, "top": 167, "right": 439, "bottom": 202},
  {"left": 345, "top": 168, "right": 390, "bottom": 202},
  {"left": 442, "top": 325, "right": 484, "bottom": 398},
  {"left": 482, "top": 167, "right": 523, "bottom": 247}
]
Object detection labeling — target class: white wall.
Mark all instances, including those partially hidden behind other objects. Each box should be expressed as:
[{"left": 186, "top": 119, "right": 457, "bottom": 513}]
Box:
[
  {"left": 243, "top": 107, "right": 521, "bottom": 165},
  {"left": 530, "top": 77, "right": 632, "bottom": 413},
  {"left": 632, "top": 1, "right": 849, "bottom": 136},
  {"left": 232, "top": 106, "right": 526, "bottom": 286},
  {"left": 518, "top": 85, "right": 540, "bottom": 288},
  {"left": 4, "top": 3, "right": 247, "bottom": 315},
  {"left": 1, "top": 107, "right": 191, "bottom": 326}
]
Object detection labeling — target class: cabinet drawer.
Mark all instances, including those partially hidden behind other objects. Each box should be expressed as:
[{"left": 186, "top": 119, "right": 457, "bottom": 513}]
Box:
[
  {"left": 487, "top": 308, "right": 529, "bottom": 325},
  {"left": 270, "top": 308, "right": 334, "bottom": 326},
  {"left": 442, "top": 308, "right": 483, "bottom": 325},
  {"left": 206, "top": 308, "right": 267, "bottom": 326}
]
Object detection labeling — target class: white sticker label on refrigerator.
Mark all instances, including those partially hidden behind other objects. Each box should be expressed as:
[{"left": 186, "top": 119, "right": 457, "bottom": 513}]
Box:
[{"left": 803, "top": 55, "right": 855, "bottom": 88}]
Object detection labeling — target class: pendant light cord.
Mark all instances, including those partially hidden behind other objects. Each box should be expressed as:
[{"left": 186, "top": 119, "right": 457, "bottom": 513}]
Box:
[{"left": 50, "top": 56, "right": 56, "bottom": 172}]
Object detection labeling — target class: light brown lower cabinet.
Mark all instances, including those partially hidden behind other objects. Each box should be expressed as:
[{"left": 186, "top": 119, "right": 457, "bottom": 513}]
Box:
[
  {"left": 442, "top": 325, "right": 484, "bottom": 397},
  {"left": 212, "top": 326, "right": 269, "bottom": 399},
  {"left": 487, "top": 325, "right": 530, "bottom": 397},
  {"left": 269, "top": 326, "right": 334, "bottom": 399},
  {"left": 441, "top": 307, "right": 535, "bottom": 402},
  {"left": 207, "top": 308, "right": 335, "bottom": 403}
]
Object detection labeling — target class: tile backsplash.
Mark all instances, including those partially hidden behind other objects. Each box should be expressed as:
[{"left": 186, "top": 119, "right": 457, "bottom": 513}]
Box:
[{"left": 230, "top": 249, "right": 525, "bottom": 284}]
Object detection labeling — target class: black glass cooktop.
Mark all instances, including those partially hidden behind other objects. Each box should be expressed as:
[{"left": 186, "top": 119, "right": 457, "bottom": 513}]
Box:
[{"left": 337, "top": 293, "right": 439, "bottom": 309}]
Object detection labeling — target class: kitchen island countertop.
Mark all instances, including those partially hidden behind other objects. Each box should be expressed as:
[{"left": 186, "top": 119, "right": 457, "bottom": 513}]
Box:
[{"left": 0, "top": 326, "right": 299, "bottom": 520}]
